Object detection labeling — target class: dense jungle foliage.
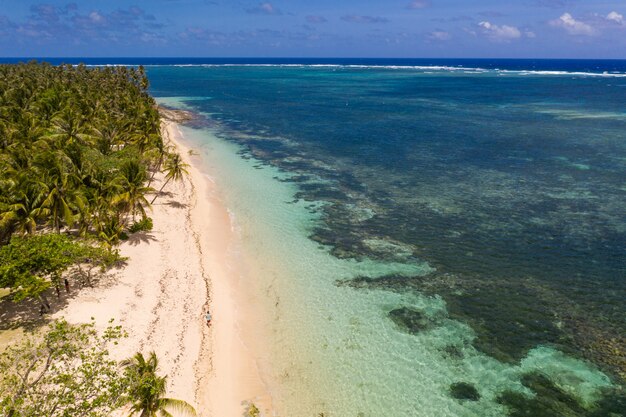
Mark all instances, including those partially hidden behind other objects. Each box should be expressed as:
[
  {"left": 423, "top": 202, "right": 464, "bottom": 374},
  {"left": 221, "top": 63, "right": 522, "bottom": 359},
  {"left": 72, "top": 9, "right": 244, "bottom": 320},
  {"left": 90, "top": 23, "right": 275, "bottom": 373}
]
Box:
[{"left": 0, "top": 62, "right": 182, "bottom": 303}]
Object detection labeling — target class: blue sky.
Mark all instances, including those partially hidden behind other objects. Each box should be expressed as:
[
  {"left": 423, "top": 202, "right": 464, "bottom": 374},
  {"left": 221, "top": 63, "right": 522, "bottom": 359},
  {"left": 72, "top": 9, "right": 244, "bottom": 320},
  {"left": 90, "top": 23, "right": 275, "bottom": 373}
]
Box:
[{"left": 0, "top": 0, "right": 625, "bottom": 58}]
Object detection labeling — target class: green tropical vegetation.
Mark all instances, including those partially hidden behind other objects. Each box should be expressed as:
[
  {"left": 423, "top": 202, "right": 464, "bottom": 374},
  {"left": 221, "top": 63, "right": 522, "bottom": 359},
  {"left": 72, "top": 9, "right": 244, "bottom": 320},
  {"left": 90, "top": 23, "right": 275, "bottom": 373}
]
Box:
[
  {"left": 0, "top": 61, "right": 187, "bottom": 306},
  {"left": 122, "top": 351, "right": 197, "bottom": 417},
  {"left": 0, "top": 62, "right": 195, "bottom": 417},
  {"left": 0, "top": 61, "right": 161, "bottom": 243},
  {"left": 150, "top": 151, "right": 189, "bottom": 204},
  {"left": 0, "top": 320, "right": 197, "bottom": 417},
  {"left": 0, "top": 319, "right": 127, "bottom": 417},
  {"left": 0, "top": 234, "right": 119, "bottom": 306}
]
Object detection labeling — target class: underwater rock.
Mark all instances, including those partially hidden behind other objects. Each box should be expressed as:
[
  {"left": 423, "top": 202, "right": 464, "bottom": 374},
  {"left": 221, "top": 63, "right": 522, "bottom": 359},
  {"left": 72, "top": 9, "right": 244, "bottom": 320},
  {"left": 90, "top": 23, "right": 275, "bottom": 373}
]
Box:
[
  {"left": 449, "top": 382, "right": 480, "bottom": 401},
  {"left": 388, "top": 307, "right": 435, "bottom": 334}
]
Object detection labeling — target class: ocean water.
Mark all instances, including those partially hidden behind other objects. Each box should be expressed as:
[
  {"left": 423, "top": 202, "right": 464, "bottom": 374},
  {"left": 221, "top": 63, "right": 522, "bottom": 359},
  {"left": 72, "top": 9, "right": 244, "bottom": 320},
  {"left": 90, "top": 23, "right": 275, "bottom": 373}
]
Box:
[{"left": 145, "top": 61, "right": 624, "bottom": 416}]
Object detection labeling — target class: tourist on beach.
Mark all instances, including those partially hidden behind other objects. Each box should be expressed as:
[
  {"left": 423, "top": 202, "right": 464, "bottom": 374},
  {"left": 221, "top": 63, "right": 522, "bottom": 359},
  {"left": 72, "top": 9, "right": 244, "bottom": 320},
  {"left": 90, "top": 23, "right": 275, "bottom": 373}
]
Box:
[{"left": 205, "top": 310, "right": 212, "bottom": 326}]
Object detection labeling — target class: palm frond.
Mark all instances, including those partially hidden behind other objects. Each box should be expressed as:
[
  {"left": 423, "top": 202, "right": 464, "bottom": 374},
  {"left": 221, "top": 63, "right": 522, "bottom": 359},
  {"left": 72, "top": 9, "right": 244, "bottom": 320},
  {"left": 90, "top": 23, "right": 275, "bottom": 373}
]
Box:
[{"left": 160, "top": 398, "right": 197, "bottom": 417}]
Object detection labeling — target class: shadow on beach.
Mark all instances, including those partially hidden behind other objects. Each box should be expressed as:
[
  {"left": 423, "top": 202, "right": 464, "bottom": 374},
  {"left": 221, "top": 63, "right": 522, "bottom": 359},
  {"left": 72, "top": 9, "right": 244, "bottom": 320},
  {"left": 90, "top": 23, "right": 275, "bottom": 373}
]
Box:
[
  {"left": 165, "top": 200, "right": 188, "bottom": 209},
  {"left": 0, "top": 288, "right": 71, "bottom": 332},
  {"left": 125, "top": 231, "right": 158, "bottom": 246}
]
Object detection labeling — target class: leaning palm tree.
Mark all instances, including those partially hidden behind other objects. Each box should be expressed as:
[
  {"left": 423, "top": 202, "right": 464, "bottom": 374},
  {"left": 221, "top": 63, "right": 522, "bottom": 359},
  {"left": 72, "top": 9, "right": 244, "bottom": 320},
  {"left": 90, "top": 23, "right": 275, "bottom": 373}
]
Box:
[
  {"left": 150, "top": 152, "right": 189, "bottom": 204},
  {"left": 122, "top": 352, "right": 197, "bottom": 417}
]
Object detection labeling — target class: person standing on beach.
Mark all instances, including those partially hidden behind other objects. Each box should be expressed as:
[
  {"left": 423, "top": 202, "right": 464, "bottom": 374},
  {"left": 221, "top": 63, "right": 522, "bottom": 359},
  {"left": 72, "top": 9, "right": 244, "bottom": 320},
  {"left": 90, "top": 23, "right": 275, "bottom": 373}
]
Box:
[{"left": 205, "top": 310, "right": 212, "bottom": 327}]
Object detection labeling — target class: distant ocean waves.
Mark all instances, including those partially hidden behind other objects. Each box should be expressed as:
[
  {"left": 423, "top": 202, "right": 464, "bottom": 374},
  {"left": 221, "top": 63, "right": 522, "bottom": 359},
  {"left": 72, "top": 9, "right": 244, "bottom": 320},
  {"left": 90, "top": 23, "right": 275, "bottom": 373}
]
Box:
[
  {"left": 4, "top": 57, "right": 626, "bottom": 76},
  {"left": 89, "top": 63, "right": 626, "bottom": 77}
]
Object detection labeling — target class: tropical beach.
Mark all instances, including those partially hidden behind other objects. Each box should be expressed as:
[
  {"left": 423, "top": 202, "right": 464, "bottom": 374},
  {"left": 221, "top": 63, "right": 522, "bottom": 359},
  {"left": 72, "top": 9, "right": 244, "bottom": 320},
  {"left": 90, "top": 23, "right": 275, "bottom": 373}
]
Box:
[
  {"left": 50, "top": 116, "right": 273, "bottom": 416},
  {"left": 2, "top": 2, "right": 626, "bottom": 417},
  {"left": 1, "top": 61, "right": 626, "bottom": 417},
  {"left": 0, "top": 82, "right": 275, "bottom": 415}
]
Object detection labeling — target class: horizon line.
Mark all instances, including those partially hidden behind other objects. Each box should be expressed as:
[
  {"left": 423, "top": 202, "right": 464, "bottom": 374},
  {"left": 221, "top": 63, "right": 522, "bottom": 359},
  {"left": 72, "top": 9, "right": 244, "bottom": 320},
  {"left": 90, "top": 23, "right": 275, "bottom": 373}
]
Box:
[{"left": 2, "top": 56, "right": 626, "bottom": 61}]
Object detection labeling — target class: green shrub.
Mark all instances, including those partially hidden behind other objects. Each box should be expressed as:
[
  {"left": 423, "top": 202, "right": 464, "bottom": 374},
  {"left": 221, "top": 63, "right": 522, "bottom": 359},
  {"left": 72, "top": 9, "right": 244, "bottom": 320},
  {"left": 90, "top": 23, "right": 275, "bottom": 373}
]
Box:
[{"left": 128, "top": 217, "right": 153, "bottom": 233}]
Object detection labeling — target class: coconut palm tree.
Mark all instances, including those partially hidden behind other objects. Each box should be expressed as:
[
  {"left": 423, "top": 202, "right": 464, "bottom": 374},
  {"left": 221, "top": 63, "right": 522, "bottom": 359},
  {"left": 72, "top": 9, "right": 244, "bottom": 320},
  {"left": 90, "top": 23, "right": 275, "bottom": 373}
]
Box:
[
  {"left": 0, "top": 175, "right": 47, "bottom": 238},
  {"left": 48, "top": 108, "right": 94, "bottom": 147},
  {"left": 122, "top": 352, "right": 197, "bottom": 417},
  {"left": 151, "top": 153, "right": 189, "bottom": 204},
  {"left": 113, "top": 159, "right": 153, "bottom": 222},
  {"left": 34, "top": 151, "right": 83, "bottom": 232}
]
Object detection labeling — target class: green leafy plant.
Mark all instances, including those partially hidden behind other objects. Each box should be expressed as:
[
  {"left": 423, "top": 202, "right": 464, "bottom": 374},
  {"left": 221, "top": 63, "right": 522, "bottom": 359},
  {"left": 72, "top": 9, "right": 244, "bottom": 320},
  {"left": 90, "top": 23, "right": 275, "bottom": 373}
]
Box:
[
  {"left": 0, "top": 234, "right": 120, "bottom": 306},
  {"left": 0, "top": 319, "right": 128, "bottom": 417},
  {"left": 122, "top": 352, "right": 197, "bottom": 417},
  {"left": 150, "top": 152, "right": 189, "bottom": 204},
  {"left": 128, "top": 216, "right": 153, "bottom": 233}
]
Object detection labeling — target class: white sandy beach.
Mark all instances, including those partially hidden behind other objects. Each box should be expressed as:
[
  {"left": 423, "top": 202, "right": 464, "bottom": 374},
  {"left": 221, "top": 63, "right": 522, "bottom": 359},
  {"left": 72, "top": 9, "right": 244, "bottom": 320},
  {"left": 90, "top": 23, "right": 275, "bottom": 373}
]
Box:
[{"left": 55, "top": 119, "right": 272, "bottom": 416}]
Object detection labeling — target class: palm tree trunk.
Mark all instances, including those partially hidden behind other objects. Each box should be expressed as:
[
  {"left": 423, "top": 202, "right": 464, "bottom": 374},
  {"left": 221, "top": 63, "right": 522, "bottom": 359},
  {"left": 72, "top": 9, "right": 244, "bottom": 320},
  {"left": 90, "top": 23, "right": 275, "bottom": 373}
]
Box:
[
  {"left": 150, "top": 177, "right": 171, "bottom": 204},
  {"left": 147, "top": 156, "right": 163, "bottom": 188},
  {"left": 54, "top": 212, "right": 60, "bottom": 233}
]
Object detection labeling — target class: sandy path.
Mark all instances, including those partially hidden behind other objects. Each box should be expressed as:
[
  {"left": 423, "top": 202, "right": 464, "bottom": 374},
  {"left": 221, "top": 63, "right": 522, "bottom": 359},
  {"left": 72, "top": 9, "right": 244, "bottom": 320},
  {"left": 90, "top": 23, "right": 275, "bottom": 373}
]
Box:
[{"left": 55, "top": 120, "right": 271, "bottom": 416}]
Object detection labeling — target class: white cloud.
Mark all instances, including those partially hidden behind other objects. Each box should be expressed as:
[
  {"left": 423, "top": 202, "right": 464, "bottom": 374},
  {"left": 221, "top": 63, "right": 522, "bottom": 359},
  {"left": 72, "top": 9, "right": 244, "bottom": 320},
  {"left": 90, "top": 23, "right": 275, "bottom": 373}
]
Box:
[
  {"left": 260, "top": 3, "right": 275, "bottom": 13},
  {"left": 550, "top": 12, "right": 594, "bottom": 35},
  {"left": 429, "top": 30, "right": 451, "bottom": 41},
  {"left": 478, "top": 21, "right": 521, "bottom": 41},
  {"left": 407, "top": 0, "right": 430, "bottom": 9},
  {"left": 606, "top": 11, "right": 624, "bottom": 25},
  {"left": 341, "top": 15, "right": 389, "bottom": 24},
  {"left": 89, "top": 11, "right": 103, "bottom": 23},
  {"left": 246, "top": 2, "right": 282, "bottom": 15}
]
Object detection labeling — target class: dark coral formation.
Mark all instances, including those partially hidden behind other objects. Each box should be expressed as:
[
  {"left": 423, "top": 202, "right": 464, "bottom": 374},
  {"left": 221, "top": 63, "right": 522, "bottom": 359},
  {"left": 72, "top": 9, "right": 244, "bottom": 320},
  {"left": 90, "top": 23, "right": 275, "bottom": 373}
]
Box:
[
  {"left": 449, "top": 382, "right": 481, "bottom": 401},
  {"left": 171, "top": 75, "right": 626, "bottom": 411},
  {"left": 497, "top": 372, "right": 626, "bottom": 417},
  {"left": 388, "top": 307, "right": 435, "bottom": 334},
  {"left": 338, "top": 272, "right": 625, "bottom": 385}
]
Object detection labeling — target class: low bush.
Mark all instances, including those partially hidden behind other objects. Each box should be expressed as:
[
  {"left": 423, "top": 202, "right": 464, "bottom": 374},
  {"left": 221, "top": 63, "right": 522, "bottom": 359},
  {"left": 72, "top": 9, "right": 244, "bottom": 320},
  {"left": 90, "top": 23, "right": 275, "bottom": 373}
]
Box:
[{"left": 128, "top": 217, "right": 153, "bottom": 233}]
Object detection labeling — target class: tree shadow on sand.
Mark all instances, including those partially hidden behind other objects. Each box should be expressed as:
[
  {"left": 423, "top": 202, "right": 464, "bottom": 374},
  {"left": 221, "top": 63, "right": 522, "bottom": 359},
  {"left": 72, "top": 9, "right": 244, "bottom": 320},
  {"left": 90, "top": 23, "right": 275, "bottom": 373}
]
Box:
[
  {"left": 165, "top": 200, "right": 188, "bottom": 209},
  {"left": 150, "top": 190, "right": 175, "bottom": 204},
  {"left": 0, "top": 288, "right": 71, "bottom": 331},
  {"left": 125, "top": 231, "right": 158, "bottom": 246},
  {"left": 0, "top": 259, "right": 127, "bottom": 332}
]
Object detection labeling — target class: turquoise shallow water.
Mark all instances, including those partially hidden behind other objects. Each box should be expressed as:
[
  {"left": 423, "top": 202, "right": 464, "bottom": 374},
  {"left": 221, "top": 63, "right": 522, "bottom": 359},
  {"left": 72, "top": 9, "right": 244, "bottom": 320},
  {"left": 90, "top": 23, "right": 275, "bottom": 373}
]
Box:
[
  {"left": 175, "top": 122, "right": 613, "bottom": 417},
  {"left": 151, "top": 63, "right": 626, "bottom": 416}
]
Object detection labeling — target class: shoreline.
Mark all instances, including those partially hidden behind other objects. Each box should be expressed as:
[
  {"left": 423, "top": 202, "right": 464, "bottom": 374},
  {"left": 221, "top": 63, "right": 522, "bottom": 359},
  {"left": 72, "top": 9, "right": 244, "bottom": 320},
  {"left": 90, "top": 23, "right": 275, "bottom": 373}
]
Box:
[
  {"left": 54, "top": 118, "right": 273, "bottom": 416},
  {"left": 164, "top": 119, "right": 274, "bottom": 416}
]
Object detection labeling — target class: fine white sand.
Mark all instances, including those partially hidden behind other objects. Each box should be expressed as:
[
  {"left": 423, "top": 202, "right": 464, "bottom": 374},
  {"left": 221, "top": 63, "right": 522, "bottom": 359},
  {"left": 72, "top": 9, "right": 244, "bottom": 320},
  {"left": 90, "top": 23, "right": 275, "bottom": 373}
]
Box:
[{"left": 55, "top": 119, "right": 272, "bottom": 416}]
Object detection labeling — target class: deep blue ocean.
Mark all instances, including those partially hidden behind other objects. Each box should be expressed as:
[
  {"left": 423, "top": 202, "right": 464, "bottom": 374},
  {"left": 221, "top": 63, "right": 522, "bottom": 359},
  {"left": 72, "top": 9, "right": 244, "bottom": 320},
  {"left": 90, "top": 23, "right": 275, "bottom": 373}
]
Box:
[
  {"left": 12, "top": 58, "right": 625, "bottom": 415},
  {"left": 2, "top": 56, "right": 626, "bottom": 73}
]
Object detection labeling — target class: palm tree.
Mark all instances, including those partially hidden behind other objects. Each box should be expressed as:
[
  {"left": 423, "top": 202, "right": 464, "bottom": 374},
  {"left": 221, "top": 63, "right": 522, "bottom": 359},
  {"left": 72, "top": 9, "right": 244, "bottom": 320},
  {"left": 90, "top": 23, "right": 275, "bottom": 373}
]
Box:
[
  {"left": 34, "top": 151, "right": 82, "bottom": 232},
  {"left": 122, "top": 352, "right": 197, "bottom": 417},
  {"left": 150, "top": 153, "right": 189, "bottom": 204},
  {"left": 92, "top": 122, "right": 120, "bottom": 155},
  {"left": 113, "top": 159, "right": 153, "bottom": 222},
  {"left": 146, "top": 140, "right": 172, "bottom": 188},
  {"left": 48, "top": 108, "right": 93, "bottom": 147},
  {"left": 0, "top": 176, "right": 47, "bottom": 238},
  {"left": 95, "top": 214, "right": 125, "bottom": 249}
]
